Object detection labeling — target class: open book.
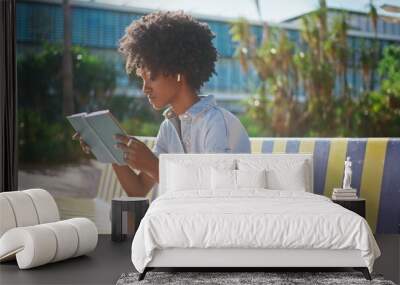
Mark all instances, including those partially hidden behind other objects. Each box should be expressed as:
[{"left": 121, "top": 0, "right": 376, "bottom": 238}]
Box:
[{"left": 67, "top": 110, "right": 127, "bottom": 165}]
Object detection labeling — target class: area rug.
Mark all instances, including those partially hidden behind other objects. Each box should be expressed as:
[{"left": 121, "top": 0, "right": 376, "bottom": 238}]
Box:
[{"left": 116, "top": 271, "right": 396, "bottom": 285}]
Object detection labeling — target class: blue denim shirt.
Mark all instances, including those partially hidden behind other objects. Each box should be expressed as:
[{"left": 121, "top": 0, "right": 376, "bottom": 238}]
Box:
[
  {"left": 152, "top": 94, "right": 251, "bottom": 156},
  {"left": 150, "top": 95, "right": 250, "bottom": 199}
]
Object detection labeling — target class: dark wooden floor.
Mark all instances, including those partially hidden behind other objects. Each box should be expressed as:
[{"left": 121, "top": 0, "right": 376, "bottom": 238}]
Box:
[{"left": 1, "top": 235, "right": 398, "bottom": 285}]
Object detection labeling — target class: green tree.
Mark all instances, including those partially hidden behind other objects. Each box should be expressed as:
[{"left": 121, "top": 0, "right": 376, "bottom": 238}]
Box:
[
  {"left": 18, "top": 44, "right": 116, "bottom": 121},
  {"left": 357, "top": 45, "right": 400, "bottom": 136},
  {"left": 232, "top": 0, "right": 396, "bottom": 137},
  {"left": 293, "top": 0, "right": 337, "bottom": 135},
  {"left": 232, "top": 0, "right": 346, "bottom": 136},
  {"left": 232, "top": 19, "right": 309, "bottom": 136},
  {"left": 17, "top": 44, "right": 117, "bottom": 164}
]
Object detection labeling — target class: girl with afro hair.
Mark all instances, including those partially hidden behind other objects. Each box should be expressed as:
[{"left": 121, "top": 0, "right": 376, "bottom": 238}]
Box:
[{"left": 75, "top": 11, "right": 250, "bottom": 198}]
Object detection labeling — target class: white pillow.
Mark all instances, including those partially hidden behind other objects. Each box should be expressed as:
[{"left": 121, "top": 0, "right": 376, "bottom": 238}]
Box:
[
  {"left": 211, "top": 168, "right": 236, "bottom": 190},
  {"left": 167, "top": 163, "right": 209, "bottom": 191},
  {"left": 266, "top": 167, "right": 307, "bottom": 191},
  {"left": 211, "top": 168, "right": 267, "bottom": 190},
  {"left": 238, "top": 158, "right": 311, "bottom": 192},
  {"left": 166, "top": 160, "right": 236, "bottom": 192},
  {"left": 236, "top": 169, "right": 267, "bottom": 189}
]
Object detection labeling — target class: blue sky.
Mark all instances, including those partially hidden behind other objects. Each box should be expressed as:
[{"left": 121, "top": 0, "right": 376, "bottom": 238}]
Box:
[{"left": 89, "top": 0, "right": 400, "bottom": 23}]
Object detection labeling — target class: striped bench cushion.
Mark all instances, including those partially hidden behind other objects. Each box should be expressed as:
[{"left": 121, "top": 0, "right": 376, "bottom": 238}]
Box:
[{"left": 97, "top": 137, "right": 399, "bottom": 234}]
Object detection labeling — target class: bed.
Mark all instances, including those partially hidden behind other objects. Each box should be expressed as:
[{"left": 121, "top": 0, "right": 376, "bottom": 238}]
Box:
[{"left": 131, "top": 154, "right": 380, "bottom": 281}]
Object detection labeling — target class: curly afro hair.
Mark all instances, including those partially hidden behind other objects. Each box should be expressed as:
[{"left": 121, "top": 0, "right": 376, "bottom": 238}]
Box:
[{"left": 119, "top": 11, "right": 218, "bottom": 92}]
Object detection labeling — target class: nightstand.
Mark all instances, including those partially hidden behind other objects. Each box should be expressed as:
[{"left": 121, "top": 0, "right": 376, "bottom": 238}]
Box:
[
  {"left": 332, "top": 198, "right": 366, "bottom": 218},
  {"left": 111, "top": 197, "right": 149, "bottom": 242}
]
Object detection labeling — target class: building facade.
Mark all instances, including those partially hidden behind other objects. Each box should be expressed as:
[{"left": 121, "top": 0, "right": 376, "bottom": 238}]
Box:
[{"left": 16, "top": 0, "right": 400, "bottom": 112}]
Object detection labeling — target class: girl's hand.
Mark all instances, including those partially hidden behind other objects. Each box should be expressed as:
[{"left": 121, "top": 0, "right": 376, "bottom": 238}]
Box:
[
  {"left": 72, "top": 132, "right": 91, "bottom": 154},
  {"left": 114, "top": 134, "right": 157, "bottom": 176}
]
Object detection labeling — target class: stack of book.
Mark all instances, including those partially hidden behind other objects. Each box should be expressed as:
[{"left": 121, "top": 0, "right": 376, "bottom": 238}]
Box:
[{"left": 332, "top": 188, "right": 358, "bottom": 200}]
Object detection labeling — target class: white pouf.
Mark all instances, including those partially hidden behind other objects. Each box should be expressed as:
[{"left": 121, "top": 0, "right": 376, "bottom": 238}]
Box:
[
  {"left": 0, "top": 196, "right": 17, "bottom": 237},
  {"left": 24, "top": 188, "right": 60, "bottom": 223},
  {"left": 1, "top": 191, "right": 40, "bottom": 227},
  {"left": 0, "top": 189, "right": 98, "bottom": 269},
  {"left": 42, "top": 221, "right": 79, "bottom": 262}
]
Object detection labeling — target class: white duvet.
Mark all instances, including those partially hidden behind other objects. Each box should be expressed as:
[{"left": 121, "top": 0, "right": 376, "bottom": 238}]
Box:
[{"left": 131, "top": 190, "right": 380, "bottom": 273}]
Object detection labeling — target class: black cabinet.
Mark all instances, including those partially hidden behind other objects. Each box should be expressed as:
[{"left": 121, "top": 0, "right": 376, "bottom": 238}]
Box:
[
  {"left": 111, "top": 197, "right": 149, "bottom": 242},
  {"left": 332, "top": 198, "right": 366, "bottom": 218}
]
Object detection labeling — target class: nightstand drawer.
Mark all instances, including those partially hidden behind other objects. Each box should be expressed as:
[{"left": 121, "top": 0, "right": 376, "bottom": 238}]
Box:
[{"left": 332, "top": 199, "right": 366, "bottom": 218}]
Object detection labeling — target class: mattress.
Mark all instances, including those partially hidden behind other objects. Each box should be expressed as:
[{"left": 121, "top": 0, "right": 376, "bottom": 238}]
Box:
[{"left": 131, "top": 190, "right": 380, "bottom": 273}]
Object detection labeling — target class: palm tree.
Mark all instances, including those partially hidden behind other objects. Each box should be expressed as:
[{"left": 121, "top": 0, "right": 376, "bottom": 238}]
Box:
[
  {"left": 368, "top": 0, "right": 378, "bottom": 37},
  {"left": 62, "top": 0, "right": 74, "bottom": 115},
  {"left": 366, "top": 0, "right": 379, "bottom": 91},
  {"left": 330, "top": 12, "right": 349, "bottom": 98}
]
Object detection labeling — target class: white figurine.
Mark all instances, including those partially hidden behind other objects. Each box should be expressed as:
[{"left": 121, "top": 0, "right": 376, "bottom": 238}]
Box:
[{"left": 342, "top": 156, "right": 352, "bottom": 189}]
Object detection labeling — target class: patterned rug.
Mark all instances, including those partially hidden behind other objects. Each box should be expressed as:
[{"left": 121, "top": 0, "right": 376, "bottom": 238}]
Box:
[{"left": 116, "top": 271, "right": 396, "bottom": 285}]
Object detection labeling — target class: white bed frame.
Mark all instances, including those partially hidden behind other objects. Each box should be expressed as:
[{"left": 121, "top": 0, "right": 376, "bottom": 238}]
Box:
[
  {"left": 148, "top": 248, "right": 365, "bottom": 268},
  {"left": 139, "top": 154, "right": 371, "bottom": 281},
  {"left": 142, "top": 246, "right": 370, "bottom": 280}
]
